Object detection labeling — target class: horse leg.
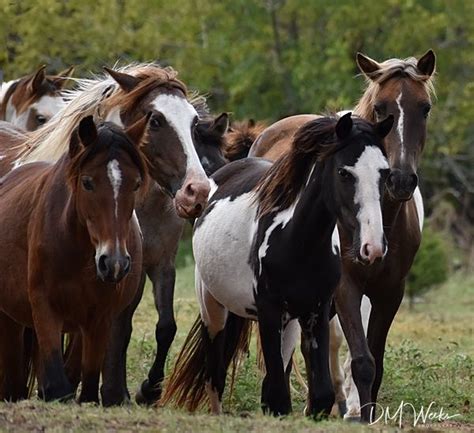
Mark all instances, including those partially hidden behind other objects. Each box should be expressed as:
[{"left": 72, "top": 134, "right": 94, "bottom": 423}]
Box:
[
  {"left": 334, "top": 276, "right": 374, "bottom": 423},
  {"left": 63, "top": 332, "right": 82, "bottom": 392},
  {"left": 367, "top": 287, "right": 403, "bottom": 413},
  {"left": 79, "top": 320, "right": 111, "bottom": 404},
  {"left": 100, "top": 271, "right": 145, "bottom": 406},
  {"left": 343, "top": 295, "right": 372, "bottom": 419},
  {"left": 200, "top": 286, "right": 228, "bottom": 414},
  {"left": 329, "top": 316, "right": 347, "bottom": 417},
  {"left": 0, "top": 312, "right": 28, "bottom": 401},
  {"left": 137, "top": 262, "right": 177, "bottom": 405},
  {"left": 257, "top": 295, "right": 290, "bottom": 416},
  {"left": 30, "top": 294, "right": 74, "bottom": 401},
  {"left": 299, "top": 301, "right": 335, "bottom": 419}
]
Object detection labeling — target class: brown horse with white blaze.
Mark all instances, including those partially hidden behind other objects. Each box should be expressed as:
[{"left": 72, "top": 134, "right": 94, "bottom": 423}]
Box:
[
  {"left": 0, "top": 115, "right": 149, "bottom": 403},
  {"left": 0, "top": 65, "right": 74, "bottom": 130},
  {"left": 249, "top": 50, "right": 436, "bottom": 421}
]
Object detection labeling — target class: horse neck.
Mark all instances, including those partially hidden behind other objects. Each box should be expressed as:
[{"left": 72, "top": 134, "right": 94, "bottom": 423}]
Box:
[{"left": 281, "top": 163, "right": 336, "bottom": 255}]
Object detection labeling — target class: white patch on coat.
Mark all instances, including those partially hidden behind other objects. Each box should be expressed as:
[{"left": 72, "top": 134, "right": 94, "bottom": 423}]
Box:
[
  {"left": 105, "top": 106, "right": 124, "bottom": 127},
  {"left": 331, "top": 225, "right": 340, "bottom": 256},
  {"left": 396, "top": 90, "right": 405, "bottom": 161},
  {"left": 0, "top": 80, "right": 17, "bottom": 106},
  {"left": 0, "top": 154, "right": 5, "bottom": 161},
  {"left": 107, "top": 159, "right": 122, "bottom": 218},
  {"left": 208, "top": 178, "right": 218, "bottom": 200},
  {"left": 413, "top": 186, "right": 424, "bottom": 232},
  {"left": 344, "top": 146, "right": 388, "bottom": 253},
  {"left": 257, "top": 197, "right": 300, "bottom": 275},
  {"left": 152, "top": 94, "right": 207, "bottom": 179},
  {"left": 193, "top": 192, "right": 258, "bottom": 319}
]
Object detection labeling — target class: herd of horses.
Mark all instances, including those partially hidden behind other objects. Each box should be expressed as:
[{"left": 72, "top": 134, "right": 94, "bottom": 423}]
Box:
[{"left": 0, "top": 49, "right": 436, "bottom": 423}]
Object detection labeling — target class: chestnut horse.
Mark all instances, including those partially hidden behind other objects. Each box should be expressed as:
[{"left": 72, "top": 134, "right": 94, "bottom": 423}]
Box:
[
  {"left": 249, "top": 50, "right": 436, "bottom": 421},
  {"left": 0, "top": 65, "right": 74, "bottom": 130},
  {"left": 224, "top": 118, "right": 268, "bottom": 162},
  {"left": 0, "top": 116, "right": 149, "bottom": 403},
  {"left": 161, "top": 113, "right": 393, "bottom": 417}
]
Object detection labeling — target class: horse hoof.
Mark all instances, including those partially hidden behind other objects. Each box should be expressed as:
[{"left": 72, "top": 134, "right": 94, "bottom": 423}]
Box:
[
  {"left": 100, "top": 386, "right": 131, "bottom": 407},
  {"left": 338, "top": 400, "right": 348, "bottom": 417},
  {"left": 135, "top": 380, "right": 161, "bottom": 406},
  {"left": 344, "top": 415, "right": 361, "bottom": 423}
]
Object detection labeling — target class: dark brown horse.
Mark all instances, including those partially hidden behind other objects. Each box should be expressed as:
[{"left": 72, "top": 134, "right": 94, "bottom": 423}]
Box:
[
  {"left": 0, "top": 65, "right": 74, "bottom": 130},
  {"left": 249, "top": 50, "right": 436, "bottom": 422},
  {"left": 0, "top": 116, "right": 149, "bottom": 403}
]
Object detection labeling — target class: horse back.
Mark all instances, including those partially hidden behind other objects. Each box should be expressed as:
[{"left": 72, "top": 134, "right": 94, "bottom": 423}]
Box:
[{"left": 248, "top": 114, "right": 319, "bottom": 161}]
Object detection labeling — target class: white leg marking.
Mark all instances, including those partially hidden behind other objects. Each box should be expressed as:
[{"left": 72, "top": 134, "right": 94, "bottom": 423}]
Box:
[{"left": 329, "top": 316, "right": 346, "bottom": 416}]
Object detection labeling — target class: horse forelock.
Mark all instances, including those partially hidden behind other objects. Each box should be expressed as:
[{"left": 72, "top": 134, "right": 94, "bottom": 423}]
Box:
[{"left": 354, "top": 57, "right": 436, "bottom": 121}]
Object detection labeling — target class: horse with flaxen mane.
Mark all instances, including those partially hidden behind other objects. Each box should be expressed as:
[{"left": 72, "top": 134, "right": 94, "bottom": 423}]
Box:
[
  {"left": 249, "top": 50, "right": 436, "bottom": 421},
  {"left": 0, "top": 63, "right": 213, "bottom": 405},
  {"left": 161, "top": 113, "right": 393, "bottom": 417},
  {"left": 0, "top": 65, "right": 74, "bottom": 131},
  {"left": 0, "top": 115, "right": 149, "bottom": 403}
]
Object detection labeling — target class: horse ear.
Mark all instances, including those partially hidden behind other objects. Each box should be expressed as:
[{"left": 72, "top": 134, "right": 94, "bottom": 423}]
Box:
[
  {"left": 417, "top": 49, "right": 436, "bottom": 77},
  {"left": 104, "top": 67, "right": 141, "bottom": 92},
  {"left": 126, "top": 112, "right": 151, "bottom": 147},
  {"left": 28, "top": 65, "right": 46, "bottom": 93},
  {"left": 375, "top": 115, "right": 394, "bottom": 139},
  {"left": 211, "top": 113, "right": 229, "bottom": 136},
  {"left": 335, "top": 112, "right": 353, "bottom": 140},
  {"left": 356, "top": 53, "right": 381, "bottom": 79},
  {"left": 78, "top": 115, "right": 98, "bottom": 147},
  {"left": 51, "top": 66, "right": 75, "bottom": 89}
]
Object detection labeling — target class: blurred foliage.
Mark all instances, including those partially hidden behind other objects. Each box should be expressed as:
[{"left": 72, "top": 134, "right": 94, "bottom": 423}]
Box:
[
  {"left": 407, "top": 224, "right": 449, "bottom": 305},
  {"left": 0, "top": 0, "right": 472, "bottom": 254}
]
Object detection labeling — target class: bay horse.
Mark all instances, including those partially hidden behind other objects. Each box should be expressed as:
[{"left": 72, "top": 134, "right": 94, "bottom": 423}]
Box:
[
  {"left": 0, "top": 65, "right": 74, "bottom": 130},
  {"left": 248, "top": 50, "right": 436, "bottom": 421},
  {"left": 0, "top": 115, "right": 149, "bottom": 403},
  {"left": 161, "top": 113, "right": 394, "bottom": 417}
]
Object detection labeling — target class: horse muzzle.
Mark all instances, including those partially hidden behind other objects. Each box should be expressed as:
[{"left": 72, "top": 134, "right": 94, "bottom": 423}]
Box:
[
  {"left": 174, "top": 171, "right": 210, "bottom": 219},
  {"left": 96, "top": 253, "right": 131, "bottom": 283},
  {"left": 386, "top": 169, "right": 418, "bottom": 202}
]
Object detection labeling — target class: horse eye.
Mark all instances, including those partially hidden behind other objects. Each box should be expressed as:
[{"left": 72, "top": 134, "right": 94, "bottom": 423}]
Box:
[
  {"left": 338, "top": 168, "right": 352, "bottom": 179},
  {"left": 36, "top": 114, "right": 47, "bottom": 125},
  {"left": 134, "top": 179, "right": 142, "bottom": 191},
  {"left": 150, "top": 116, "right": 161, "bottom": 129},
  {"left": 81, "top": 177, "right": 94, "bottom": 191},
  {"left": 422, "top": 104, "right": 431, "bottom": 118}
]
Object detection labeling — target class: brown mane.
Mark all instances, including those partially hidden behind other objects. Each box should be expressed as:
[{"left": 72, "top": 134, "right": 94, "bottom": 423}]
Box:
[
  {"left": 354, "top": 56, "right": 436, "bottom": 121},
  {"left": 255, "top": 116, "right": 345, "bottom": 217},
  {"left": 224, "top": 119, "right": 267, "bottom": 161},
  {"left": 14, "top": 63, "right": 189, "bottom": 166}
]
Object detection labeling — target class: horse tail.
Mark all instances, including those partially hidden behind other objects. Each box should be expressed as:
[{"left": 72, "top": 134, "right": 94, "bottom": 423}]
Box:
[{"left": 160, "top": 313, "right": 252, "bottom": 411}]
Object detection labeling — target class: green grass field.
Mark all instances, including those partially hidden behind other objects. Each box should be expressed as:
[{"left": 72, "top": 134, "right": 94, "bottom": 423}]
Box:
[{"left": 0, "top": 262, "right": 472, "bottom": 432}]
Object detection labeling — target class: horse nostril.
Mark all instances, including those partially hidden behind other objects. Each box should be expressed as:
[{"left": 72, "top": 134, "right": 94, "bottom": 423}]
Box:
[
  {"left": 185, "top": 183, "right": 196, "bottom": 197},
  {"left": 362, "top": 243, "right": 370, "bottom": 259},
  {"left": 98, "top": 255, "right": 108, "bottom": 273},
  {"left": 123, "top": 256, "right": 131, "bottom": 274},
  {"left": 409, "top": 173, "right": 418, "bottom": 189},
  {"left": 194, "top": 203, "right": 203, "bottom": 213}
]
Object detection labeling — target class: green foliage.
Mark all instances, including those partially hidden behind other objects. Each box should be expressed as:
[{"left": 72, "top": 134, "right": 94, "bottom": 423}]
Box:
[{"left": 407, "top": 225, "right": 449, "bottom": 300}]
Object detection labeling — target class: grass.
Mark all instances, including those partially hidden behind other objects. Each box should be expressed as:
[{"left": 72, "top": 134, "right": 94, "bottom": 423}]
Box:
[{"left": 0, "top": 256, "right": 472, "bottom": 432}]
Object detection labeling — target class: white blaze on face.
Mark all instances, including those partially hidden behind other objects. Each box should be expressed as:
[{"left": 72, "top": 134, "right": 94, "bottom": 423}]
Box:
[
  {"left": 107, "top": 159, "right": 122, "bottom": 218},
  {"left": 345, "top": 146, "right": 388, "bottom": 254},
  {"left": 152, "top": 94, "right": 207, "bottom": 179},
  {"left": 396, "top": 90, "right": 405, "bottom": 161},
  {"left": 8, "top": 94, "right": 65, "bottom": 129}
]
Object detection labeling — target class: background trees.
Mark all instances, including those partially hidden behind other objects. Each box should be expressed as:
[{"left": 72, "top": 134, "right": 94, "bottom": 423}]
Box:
[{"left": 1, "top": 0, "right": 472, "bottom": 268}]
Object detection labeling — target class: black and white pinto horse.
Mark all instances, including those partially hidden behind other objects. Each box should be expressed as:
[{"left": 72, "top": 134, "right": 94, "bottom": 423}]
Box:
[{"left": 161, "top": 113, "right": 394, "bottom": 417}]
